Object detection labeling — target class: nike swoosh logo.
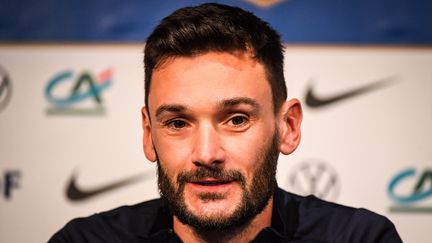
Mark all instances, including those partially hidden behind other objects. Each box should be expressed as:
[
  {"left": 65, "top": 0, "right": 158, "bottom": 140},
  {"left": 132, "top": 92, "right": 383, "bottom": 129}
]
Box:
[
  {"left": 66, "top": 170, "right": 154, "bottom": 201},
  {"left": 305, "top": 77, "right": 395, "bottom": 108}
]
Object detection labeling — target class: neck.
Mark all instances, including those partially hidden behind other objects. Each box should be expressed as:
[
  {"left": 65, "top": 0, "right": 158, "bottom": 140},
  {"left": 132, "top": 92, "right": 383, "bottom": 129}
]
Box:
[{"left": 173, "top": 197, "right": 273, "bottom": 243}]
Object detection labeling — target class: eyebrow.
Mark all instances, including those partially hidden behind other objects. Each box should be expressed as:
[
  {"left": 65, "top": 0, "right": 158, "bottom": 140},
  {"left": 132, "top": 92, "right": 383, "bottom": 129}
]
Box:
[
  {"left": 154, "top": 97, "right": 261, "bottom": 120},
  {"left": 155, "top": 104, "right": 187, "bottom": 120},
  {"left": 218, "top": 97, "right": 260, "bottom": 110}
]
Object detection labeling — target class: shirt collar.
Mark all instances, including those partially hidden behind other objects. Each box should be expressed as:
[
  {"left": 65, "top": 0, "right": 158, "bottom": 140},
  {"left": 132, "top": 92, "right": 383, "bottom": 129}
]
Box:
[
  {"left": 268, "top": 187, "right": 300, "bottom": 240},
  {"left": 250, "top": 187, "right": 299, "bottom": 242},
  {"left": 144, "top": 201, "right": 181, "bottom": 242},
  {"left": 142, "top": 187, "right": 299, "bottom": 242}
]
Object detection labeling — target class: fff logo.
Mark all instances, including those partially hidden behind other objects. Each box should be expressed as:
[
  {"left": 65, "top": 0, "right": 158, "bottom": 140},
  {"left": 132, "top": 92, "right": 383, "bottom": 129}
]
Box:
[
  {"left": 45, "top": 68, "right": 113, "bottom": 115},
  {"left": 388, "top": 168, "right": 432, "bottom": 212},
  {"left": 1, "top": 170, "right": 20, "bottom": 200}
]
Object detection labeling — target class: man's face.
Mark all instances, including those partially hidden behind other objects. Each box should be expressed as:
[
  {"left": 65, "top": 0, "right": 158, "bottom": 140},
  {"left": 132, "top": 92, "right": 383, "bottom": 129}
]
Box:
[{"left": 145, "top": 52, "right": 280, "bottom": 230}]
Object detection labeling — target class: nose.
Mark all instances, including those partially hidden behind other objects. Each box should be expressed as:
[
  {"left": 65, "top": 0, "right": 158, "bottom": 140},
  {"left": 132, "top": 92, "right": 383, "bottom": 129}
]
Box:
[{"left": 191, "top": 123, "right": 226, "bottom": 167}]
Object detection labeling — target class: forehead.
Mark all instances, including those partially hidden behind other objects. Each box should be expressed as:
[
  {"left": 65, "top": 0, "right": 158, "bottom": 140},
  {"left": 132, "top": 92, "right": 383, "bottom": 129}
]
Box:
[{"left": 147, "top": 52, "right": 272, "bottom": 114}]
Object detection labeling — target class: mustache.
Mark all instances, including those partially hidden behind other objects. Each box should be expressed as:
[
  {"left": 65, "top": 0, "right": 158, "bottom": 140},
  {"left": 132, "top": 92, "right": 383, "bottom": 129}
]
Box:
[{"left": 177, "top": 167, "right": 246, "bottom": 187}]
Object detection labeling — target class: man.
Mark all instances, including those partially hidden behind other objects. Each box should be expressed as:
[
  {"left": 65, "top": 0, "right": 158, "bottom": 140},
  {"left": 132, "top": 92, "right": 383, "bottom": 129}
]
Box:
[{"left": 50, "top": 3, "right": 402, "bottom": 243}]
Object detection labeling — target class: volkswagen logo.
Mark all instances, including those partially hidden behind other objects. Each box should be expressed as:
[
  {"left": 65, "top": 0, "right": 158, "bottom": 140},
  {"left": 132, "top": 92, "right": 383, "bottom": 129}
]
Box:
[
  {"left": 0, "top": 65, "right": 12, "bottom": 113},
  {"left": 285, "top": 159, "right": 341, "bottom": 201}
]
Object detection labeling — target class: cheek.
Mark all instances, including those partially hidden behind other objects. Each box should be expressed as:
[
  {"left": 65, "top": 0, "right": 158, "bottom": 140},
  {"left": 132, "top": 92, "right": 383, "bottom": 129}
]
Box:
[
  {"left": 153, "top": 131, "right": 192, "bottom": 175},
  {"left": 225, "top": 125, "right": 274, "bottom": 178}
]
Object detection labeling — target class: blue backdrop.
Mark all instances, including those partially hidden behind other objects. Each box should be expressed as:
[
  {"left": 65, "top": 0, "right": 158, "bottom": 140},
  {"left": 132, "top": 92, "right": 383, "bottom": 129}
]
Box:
[{"left": 1, "top": 0, "right": 432, "bottom": 44}]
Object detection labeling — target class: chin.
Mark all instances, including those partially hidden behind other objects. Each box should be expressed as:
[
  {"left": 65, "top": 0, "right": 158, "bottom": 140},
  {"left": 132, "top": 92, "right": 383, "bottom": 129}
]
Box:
[
  {"left": 194, "top": 199, "right": 237, "bottom": 218},
  {"left": 189, "top": 192, "right": 240, "bottom": 215}
]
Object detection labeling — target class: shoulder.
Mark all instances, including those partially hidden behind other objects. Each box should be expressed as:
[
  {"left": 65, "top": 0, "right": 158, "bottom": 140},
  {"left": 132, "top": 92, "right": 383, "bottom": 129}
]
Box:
[
  {"left": 48, "top": 198, "right": 165, "bottom": 243},
  {"left": 276, "top": 188, "right": 402, "bottom": 243},
  {"left": 336, "top": 207, "right": 402, "bottom": 243}
]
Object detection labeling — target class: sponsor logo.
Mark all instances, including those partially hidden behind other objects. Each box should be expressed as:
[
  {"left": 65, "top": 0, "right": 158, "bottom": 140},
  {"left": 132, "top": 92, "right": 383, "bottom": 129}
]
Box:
[
  {"left": 305, "top": 77, "right": 395, "bottom": 108},
  {"left": 243, "top": 0, "right": 287, "bottom": 8},
  {"left": 285, "top": 159, "right": 340, "bottom": 201},
  {"left": 0, "top": 65, "right": 12, "bottom": 113},
  {"left": 66, "top": 170, "right": 153, "bottom": 201},
  {"left": 45, "top": 68, "right": 113, "bottom": 115},
  {"left": 1, "top": 169, "right": 21, "bottom": 200},
  {"left": 388, "top": 167, "right": 432, "bottom": 213}
]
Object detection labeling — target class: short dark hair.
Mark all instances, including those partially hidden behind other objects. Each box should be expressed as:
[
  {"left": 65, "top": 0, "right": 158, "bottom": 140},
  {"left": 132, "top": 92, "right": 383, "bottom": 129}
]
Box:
[{"left": 144, "top": 3, "right": 286, "bottom": 113}]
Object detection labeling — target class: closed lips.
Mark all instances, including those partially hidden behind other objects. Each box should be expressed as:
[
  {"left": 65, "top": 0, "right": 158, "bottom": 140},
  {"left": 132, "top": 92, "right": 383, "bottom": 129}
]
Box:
[{"left": 190, "top": 179, "right": 233, "bottom": 186}]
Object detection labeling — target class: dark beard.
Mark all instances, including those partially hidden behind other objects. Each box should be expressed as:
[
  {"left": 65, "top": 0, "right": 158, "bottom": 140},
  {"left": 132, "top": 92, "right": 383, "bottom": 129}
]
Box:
[{"left": 156, "top": 132, "right": 279, "bottom": 235}]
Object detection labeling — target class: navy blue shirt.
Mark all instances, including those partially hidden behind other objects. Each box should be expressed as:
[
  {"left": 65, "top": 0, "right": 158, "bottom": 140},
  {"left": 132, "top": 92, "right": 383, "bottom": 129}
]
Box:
[{"left": 49, "top": 188, "right": 402, "bottom": 242}]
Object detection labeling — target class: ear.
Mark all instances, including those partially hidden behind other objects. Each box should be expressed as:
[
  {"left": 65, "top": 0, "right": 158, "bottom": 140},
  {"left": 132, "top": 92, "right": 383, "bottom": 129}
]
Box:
[
  {"left": 141, "top": 106, "right": 157, "bottom": 162},
  {"left": 277, "top": 99, "right": 302, "bottom": 155}
]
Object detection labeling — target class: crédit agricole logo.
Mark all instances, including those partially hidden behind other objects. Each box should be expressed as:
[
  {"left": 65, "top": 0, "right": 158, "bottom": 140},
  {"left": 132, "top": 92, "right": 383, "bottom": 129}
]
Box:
[
  {"left": 388, "top": 167, "right": 432, "bottom": 213},
  {"left": 45, "top": 68, "right": 113, "bottom": 115}
]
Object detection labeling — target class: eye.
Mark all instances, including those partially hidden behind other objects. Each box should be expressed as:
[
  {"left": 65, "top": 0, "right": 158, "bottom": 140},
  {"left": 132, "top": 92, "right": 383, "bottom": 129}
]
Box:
[
  {"left": 166, "top": 119, "right": 188, "bottom": 129},
  {"left": 227, "top": 115, "right": 248, "bottom": 127}
]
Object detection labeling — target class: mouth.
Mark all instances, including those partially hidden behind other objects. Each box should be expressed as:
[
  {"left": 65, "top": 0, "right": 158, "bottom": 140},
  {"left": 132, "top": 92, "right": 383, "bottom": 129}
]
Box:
[
  {"left": 187, "top": 178, "right": 235, "bottom": 192},
  {"left": 191, "top": 179, "right": 233, "bottom": 186}
]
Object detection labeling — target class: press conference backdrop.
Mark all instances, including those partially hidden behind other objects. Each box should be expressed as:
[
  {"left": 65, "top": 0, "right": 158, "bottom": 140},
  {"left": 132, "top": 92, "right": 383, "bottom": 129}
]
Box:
[{"left": 1, "top": 1, "right": 431, "bottom": 242}]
